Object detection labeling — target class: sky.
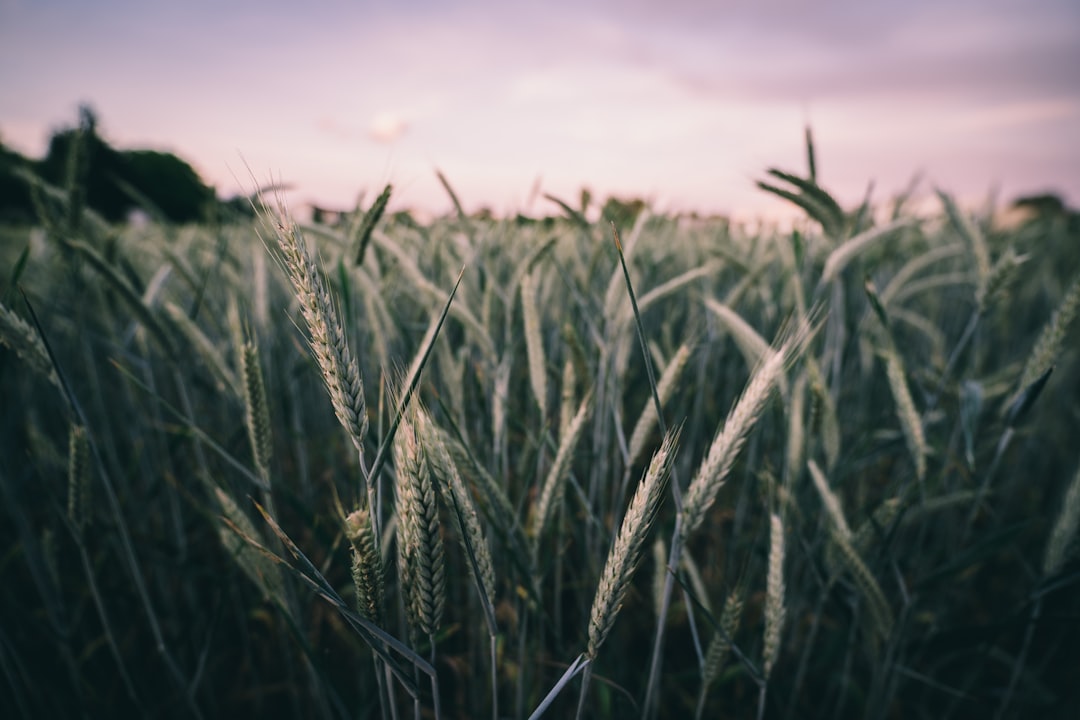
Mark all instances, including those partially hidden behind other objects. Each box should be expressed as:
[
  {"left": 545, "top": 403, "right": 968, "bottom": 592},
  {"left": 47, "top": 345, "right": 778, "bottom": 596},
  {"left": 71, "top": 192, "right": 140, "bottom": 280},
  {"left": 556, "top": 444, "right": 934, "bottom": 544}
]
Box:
[{"left": 1, "top": 0, "right": 1078, "bottom": 220}]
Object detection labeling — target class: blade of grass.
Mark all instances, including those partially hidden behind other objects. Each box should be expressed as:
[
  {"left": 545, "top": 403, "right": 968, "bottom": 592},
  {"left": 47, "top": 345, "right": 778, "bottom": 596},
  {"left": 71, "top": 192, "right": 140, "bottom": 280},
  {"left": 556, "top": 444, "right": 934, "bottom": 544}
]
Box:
[{"left": 354, "top": 183, "right": 392, "bottom": 266}]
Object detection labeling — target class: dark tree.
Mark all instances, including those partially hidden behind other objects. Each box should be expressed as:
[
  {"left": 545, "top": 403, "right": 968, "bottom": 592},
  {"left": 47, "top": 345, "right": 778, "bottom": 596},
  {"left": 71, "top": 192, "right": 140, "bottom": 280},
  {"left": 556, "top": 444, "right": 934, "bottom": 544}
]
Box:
[
  {"left": 121, "top": 149, "right": 214, "bottom": 222},
  {"left": 37, "top": 106, "right": 132, "bottom": 222},
  {"left": 35, "top": 105, "right": 216, "bottom": 223},
  {"left": 0, "top": 138, "right": 36, "bottom": 224}
]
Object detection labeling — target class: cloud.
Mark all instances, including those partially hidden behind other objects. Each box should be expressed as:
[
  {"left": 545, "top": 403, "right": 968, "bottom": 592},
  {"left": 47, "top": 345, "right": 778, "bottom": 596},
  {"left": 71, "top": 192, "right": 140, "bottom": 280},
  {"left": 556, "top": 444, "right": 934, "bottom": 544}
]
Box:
[
  {"left": 369, "top": 112, "right": 408, "bottom": 144},
  {"left": 562, "top": 0, "right": 1080, "bottom": 106}
]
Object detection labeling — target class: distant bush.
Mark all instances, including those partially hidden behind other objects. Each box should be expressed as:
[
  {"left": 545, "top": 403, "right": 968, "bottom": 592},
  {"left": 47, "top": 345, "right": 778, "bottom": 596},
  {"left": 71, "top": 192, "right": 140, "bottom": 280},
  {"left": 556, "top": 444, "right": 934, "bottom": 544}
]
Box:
[
  {"left": 4, "top": 105, "right": 216, "bottom": 224},
  {"left": 0, "top": 140, "right": 36, "bottom": 224}
]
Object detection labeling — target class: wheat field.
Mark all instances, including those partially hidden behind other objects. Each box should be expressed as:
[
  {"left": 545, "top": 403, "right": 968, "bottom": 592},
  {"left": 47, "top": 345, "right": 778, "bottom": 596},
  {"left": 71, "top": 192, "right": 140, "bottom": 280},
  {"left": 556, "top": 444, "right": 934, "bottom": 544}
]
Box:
[{"left": 1, "top": 149, "right": 1079, "bottom": 719}]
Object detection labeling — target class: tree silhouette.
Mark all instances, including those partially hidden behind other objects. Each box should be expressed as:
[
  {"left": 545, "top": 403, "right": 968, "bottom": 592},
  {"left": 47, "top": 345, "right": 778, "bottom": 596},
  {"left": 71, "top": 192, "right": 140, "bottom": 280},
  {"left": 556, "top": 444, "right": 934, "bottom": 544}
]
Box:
[
  {"left": 34, "top": 104, "right": 215, "bottom": 223},
  {"left": 121, "top": 150, "right": 214, "bottom": 222},
  {"left": 0, "top": 136, "right": 35, "bottom": 223}
]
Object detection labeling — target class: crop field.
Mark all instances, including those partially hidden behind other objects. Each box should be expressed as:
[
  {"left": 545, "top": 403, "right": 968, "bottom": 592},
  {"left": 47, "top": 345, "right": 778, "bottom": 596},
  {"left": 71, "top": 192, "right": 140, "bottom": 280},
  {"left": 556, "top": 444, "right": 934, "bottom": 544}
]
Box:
[{"left": 1, "top": 152, "right": 1079, "bottom": 719}]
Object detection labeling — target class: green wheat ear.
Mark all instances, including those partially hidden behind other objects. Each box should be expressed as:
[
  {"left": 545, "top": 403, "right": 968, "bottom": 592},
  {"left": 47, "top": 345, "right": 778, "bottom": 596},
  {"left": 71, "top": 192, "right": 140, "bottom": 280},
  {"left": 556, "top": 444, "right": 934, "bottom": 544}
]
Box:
[
  {"left": 240, "top": 338, "right": 273, "bottom": 482},
  {"left": 0, "top": 301, "right": 62, "bottom": 390},
  {"left": 393, "top": 408, "right": 446, "bottom": 643},
  {"left": 1043, "top": 462, "right": 1080, "bottom": 579},
  {"left": 1016, "top": 273, "right": 1080, "bottom": 399},
  {"left": 700, "top": 589, "right": 744, "bottom": 694},
  {"left": 762, "top": 512, "right": 787, "bottom": 680},
  {"left": 346, "top": 507, "right": 385, "bottom": 626},
  {"left": 67, "top": 423, "right": 91, "bottom": 533}
]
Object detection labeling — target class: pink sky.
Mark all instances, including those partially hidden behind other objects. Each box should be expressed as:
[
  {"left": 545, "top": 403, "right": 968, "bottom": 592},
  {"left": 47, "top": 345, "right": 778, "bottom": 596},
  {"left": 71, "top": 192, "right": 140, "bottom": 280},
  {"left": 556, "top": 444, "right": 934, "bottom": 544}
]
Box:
[{"left": 1, "top": 0, "right": 1077, "bottom": 220}]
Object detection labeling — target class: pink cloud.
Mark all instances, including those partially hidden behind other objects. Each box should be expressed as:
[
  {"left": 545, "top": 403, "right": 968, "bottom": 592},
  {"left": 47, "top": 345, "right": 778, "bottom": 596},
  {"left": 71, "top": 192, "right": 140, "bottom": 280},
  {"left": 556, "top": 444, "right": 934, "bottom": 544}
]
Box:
[{"left": 369, "top": 112, "right": 408, "bottom": 144}]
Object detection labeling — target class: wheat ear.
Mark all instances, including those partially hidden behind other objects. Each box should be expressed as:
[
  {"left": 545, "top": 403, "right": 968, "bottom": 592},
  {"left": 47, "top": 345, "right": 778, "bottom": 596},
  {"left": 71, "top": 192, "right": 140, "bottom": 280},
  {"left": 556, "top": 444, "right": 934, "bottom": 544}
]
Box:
[
  {"left": 628, "top": 342, "right": 692, "bottom": 469},
  {"left": 762, "top": 513, "right": 786, "bottom": 679},
  {"left": 240, "top": 339, "right": 273, "bottom": 482},
  {"left": 212, "top": 487, "right": 286, "bottom": 605},
  {"left": 1018, "top": 273, "right": 1080, "bottom": 394},
  {"left": 67, "top": 423, "right": 91, "bottom": 533},
  {"left": 978, "top": 248, "right": 1026, "bottom": 312},
  {"left": 0, "top": 301, "right": 62, "bottom": 390},
  {"left": 576, "top": 429, "right": 678, "bottom": 718},
  {"left": 805, "top": 356, "right": 840, "bottom": 471},
  {"left": 865, "top": 280, "right": 928, "bottom": 484},
  {"left": 701, "top": 589, "right": 743, "bottom": 692},
  {"left": 559, "top": 357, "right": 577, "bottom": 438},
  {"left": 1043, "top": 461, "right": 1080, "bottom": 579},
  {"left": 531, "top": 392, "right": 592, "bottom": 553},
  {"left": 937, "top": 188, "right": 991, "bottom": 295},
  {"left": 269, "top": 204, "right": 368, "bottom": 455},
  {"left": 164, "top": 301, "right": 239, "bottom": 394},
  {"left": 680, "top": 336, "right": 794, "bottom": 543},
  {"left": 808, "top": 460, "right": 893, "bottom": 640},
  {"left": 346, "top": 507, "right": 385, "bottom": 627},
  {"left": 819, "top": 217, "right": 915, "bottom": 285},
  {"left": 785, "top": 371, "right": 808, "bottom": 484},
  {"left": 588, "top": 428, "right": 678, "bottom": 660},
  {"left": 521, "top": 269, "right": 548, "bottom": 419},
  {"left": 705, "top": 299, "right": 772, "bottom": 366},
  {"left": 393, "top": 413, "right": 446, "bottom": 641},
  {"left": 416, "top": 409, "right": 496, "bottom": 607},
  {"left": 882, "top": 346, "right": 927, "bottom": 484}
]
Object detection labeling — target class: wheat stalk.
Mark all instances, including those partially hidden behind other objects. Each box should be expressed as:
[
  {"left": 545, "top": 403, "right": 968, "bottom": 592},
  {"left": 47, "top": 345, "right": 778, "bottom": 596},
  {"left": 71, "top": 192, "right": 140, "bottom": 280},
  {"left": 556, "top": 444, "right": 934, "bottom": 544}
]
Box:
[
  {"left": 701, "top": 589, "right": 743, "bottom": 692},
  {"left": 645, "top": 319, "right": 811, "bottom": 715},
  {"left": 66, "top": 238, "right": 179, "bottom": 355},
  {"left": 1018, "top": 273, "right": 1080, "bottom": 393},
  {"left": 269, "top": 204, "right": 369, "bottom": 456},
  {"left": 67, "top": 423, "right": 91, "bottom": 533},
  {"left": 393, "top": 413, "right": 446, "bottom": 641},
  {"left": 864, "top": 280, "right": 927, "bottom": 485},
  {"left": 805, "top": 356, "right": 840, "bottom": 471},
  {"left": 762, "top": 513, "right": 786, "bottom": 679},
  {"left": 587, "top": 428, "right": 678, "bottom": 660},
  {"left": 937, "top": 188, "right": 991, "bottom": 296},
  {"left": 492, "top": 356, "right": 511, "bottom": 467},
  {"left": 240, "top": 339, "right": 273, "bottom": 482},
  {"left": 521, "top": 269, "right": 548, "bottom": 420},
  {"left": 623, "top": 264, "right": 719, "bottom": 328},
  {"left": 416, "top": 409, "right": 496, "bottom": 607},
  {"left": 978, "top": 248, "right": 1026, "bottom": 312},
  {"left": 808, "top": 460, "right": 893, "bottom": 640},
  {"left": 696, "top": 586, "right": 744, "bottom": 719},
  {"left": 628, "top": 342, "right": 691, "bottom": 469},
  {"left": 880, "top": 243, "right": 966, "bottom": 306},
  {"left": 819, "top": 217, "right": 916, "bottom": 286},
  {"left": 531, "top": 391, "right": 592, "bottom": 553},
  {"left": 352, "top": 183, "right": 391, "bottom": 266},
  {"left": 163, "top": 301, "right": 239, "bottom": 394},
  {"left": 808, "top": 459, "right": 852, "bottom": 540},
  {"left": 881, "top": 346, "right": 927, "bottom": 484},
  {"left": 785, "top": 371, "right": 808, "bottom": 484},
  {"left": 0, "top": 301, "right": 62, "bottom": 390},
  {"left": 1043, "top": 461, "right": 1080, "bottom": 579},
  {"left": 213, "top": 487, "right": 286, "bottom": 605},
  {"left": 679, "top": 330, "right": 801, "bottom": 543},
  {"left": 559, "top": 357, "right": 577, "bottom": 438},
  {"left": 346, "top": 507, "right": 385, "bottom": 626},
  {"left": 705, "top": 299, "right": 772, "bottom": 366},
  {"left": 833, "top": 533, "right": 894, "bottom": 641}
]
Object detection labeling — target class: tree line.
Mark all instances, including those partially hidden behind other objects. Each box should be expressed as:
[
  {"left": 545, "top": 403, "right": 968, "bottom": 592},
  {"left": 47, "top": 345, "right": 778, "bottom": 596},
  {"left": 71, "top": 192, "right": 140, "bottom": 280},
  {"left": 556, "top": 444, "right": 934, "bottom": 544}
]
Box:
[{"left": 0, "top": 105, "right": 225, "bottom": 225}]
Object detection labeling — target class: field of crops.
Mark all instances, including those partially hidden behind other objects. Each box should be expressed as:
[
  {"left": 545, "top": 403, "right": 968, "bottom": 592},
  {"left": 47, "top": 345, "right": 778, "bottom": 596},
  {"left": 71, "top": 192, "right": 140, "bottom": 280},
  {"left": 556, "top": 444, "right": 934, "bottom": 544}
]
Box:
[{"left": 1, "top": 157, "right": 1078, "bottom": 719}]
